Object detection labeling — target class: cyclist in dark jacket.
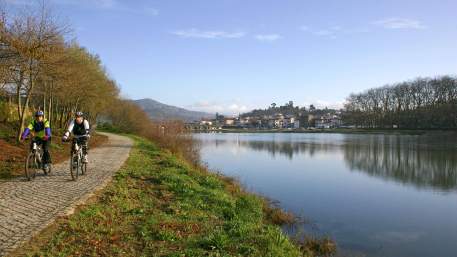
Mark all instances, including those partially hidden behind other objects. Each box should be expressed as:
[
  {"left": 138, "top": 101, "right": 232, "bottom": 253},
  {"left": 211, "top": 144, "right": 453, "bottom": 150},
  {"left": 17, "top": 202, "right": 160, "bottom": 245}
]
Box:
[
  {"left": 21, "top": 111, "right": 52, "bottom": 168},
  {"left": 62, "top": 112, "right": 90, "bottom": 163}
]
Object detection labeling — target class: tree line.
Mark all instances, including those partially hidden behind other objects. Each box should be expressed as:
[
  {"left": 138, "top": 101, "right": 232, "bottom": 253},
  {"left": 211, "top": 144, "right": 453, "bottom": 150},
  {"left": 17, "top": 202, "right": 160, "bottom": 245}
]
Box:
[
  {"left": 343, "top": 75, "right": 457, "bottom": 129},
  {"left": 242, "top": 101, "right": 339, "bottom": 118},
  {"left": 0, "top": 4, "right": 118, "bottom": 140},
  {"left": 0, "top": 4, "right": 197, "bottom": 163}
]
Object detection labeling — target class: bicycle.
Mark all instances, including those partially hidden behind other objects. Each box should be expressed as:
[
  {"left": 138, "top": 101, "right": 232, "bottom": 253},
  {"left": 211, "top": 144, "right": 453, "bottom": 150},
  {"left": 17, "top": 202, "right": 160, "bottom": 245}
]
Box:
[
  {"left": 24, "top": 138, "right": 51, "bottom": 180},
  {"left": 68, "top": 134, "right": 88, "bottom": 181}
]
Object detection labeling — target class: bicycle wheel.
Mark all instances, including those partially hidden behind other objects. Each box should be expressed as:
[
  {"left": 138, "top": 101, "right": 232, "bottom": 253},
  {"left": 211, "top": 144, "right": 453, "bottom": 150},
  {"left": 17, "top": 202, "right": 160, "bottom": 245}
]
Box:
[
  {"left": 76, "top": 154, "right": 81, "bottom": 180},
  {"left": 25, "top": 153, "right": 38, "bottom": 181},
  {"left": 81, "top": 162, "right": 87, "bottom": 175},
  {"left": 42, "top": 153, "right": 49, "bottom": 176},
  {"left": 70, "top": 152, "right": 79, "bottom": 181},
  {"left": 43, "top": 162, "right": 51, "bottom": 175}
]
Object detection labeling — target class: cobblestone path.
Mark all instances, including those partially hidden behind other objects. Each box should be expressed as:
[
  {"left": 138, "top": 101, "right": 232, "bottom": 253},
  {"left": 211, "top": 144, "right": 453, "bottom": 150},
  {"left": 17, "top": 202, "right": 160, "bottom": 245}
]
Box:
[{"left": 0, "top": 133, "right": 133, "bottom": 256}]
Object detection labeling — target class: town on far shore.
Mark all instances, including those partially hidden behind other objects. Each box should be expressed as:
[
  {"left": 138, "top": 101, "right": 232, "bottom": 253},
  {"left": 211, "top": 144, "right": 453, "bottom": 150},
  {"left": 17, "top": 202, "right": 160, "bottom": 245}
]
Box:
[{"left": 186, "top": 101, "right": 347, "bottom": 131}]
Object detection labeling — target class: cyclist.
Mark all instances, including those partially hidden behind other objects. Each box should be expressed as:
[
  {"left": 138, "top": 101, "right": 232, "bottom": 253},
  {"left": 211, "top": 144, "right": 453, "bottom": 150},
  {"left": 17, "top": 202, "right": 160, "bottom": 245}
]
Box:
[
  {"left": 62, "top": 111, "right": 90, "bottom": 163},
  {"left": 20, "top": 111, "right": 52, "bottom": 169}
]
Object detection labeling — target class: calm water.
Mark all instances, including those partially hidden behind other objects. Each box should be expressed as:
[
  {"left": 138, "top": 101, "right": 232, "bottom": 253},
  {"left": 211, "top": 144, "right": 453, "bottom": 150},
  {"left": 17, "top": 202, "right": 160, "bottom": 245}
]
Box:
[{"left": 194, "top": 133, "right": 457, "bottom": 257}]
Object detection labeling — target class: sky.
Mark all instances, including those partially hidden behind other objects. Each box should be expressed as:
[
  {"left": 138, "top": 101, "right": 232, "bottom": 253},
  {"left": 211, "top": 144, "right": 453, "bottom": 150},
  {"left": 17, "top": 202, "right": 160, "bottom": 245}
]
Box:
[{"left": 4, "top": 0, "right": 457, "bottom": 115}]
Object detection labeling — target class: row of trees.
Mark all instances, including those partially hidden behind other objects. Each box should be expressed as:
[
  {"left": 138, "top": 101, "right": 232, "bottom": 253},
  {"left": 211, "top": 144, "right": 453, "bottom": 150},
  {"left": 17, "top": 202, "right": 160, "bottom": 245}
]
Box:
[
  {"left": 0, "top": 4, "right": 118, "bottom": 140},
  {"left": 242, "top": 101, "right": 338, "bottom": 118},
  {"left": 101, "top": 99, "right": 200, "bottom": 164},
  {"left": 344, "top": 76, "right": 457, "bottom": 129},
  {"left": 0, "top": 3, "right": 198, "bottom": 163}
]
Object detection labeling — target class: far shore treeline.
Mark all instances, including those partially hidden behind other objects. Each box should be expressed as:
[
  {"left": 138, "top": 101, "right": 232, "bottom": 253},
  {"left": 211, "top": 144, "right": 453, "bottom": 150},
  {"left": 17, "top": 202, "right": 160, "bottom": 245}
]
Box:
[
  {"left": 0, "top": 4, "right": 197, "bottom": 163},
  {"left": 239, "top": 75, "right": 457, "bottom": 130},
  {"left": 344, "top": 75, "right": 457, "bottom": 129}
]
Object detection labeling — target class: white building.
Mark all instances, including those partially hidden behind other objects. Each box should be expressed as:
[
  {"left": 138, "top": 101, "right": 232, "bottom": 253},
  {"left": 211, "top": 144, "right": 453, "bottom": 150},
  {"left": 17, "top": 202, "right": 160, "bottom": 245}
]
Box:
[
  {"left": 200, "top": 120, "right": 213, "bottom": 126},
  {"left": 315, "top": 114, "right": 342, "bottom": 128},
  {"left": 293, "top": 120, "right": 300, "bottom": 129},
  {"left": 224, "top": 118, "right": 236, "bottom": 126}
]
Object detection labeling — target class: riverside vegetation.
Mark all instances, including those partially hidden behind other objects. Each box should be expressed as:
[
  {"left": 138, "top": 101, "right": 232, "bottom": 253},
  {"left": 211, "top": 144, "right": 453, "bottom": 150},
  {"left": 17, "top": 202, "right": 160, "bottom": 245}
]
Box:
[{"left": 13, "top": 135, "right": 336, "bottom": 257}]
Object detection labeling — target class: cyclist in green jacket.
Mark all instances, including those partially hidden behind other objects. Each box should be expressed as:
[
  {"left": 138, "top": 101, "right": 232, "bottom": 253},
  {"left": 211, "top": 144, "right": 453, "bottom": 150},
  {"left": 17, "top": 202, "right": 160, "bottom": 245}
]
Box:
[{"left": 20, "top": 111, "right": 52, "bottom": 168}]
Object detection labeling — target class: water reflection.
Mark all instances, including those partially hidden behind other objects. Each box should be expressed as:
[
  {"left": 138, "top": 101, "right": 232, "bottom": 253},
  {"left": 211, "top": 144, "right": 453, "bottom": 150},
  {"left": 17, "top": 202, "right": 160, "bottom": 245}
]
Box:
[
  {"left": 200, "top": 134, "right": 457, "bottom": 191},
  {"left": 343, "top": 136, "right": 457, "bottom": 191},
  {"left": 212, "top": 138, "right": 340, "bottom": 159}
]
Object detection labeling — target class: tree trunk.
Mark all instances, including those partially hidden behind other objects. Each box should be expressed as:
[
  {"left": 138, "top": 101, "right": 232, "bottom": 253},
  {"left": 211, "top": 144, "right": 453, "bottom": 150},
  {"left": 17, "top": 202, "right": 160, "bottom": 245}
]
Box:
[
  {"left": 43, "top": 83, "right": 46, "bottom": 115},
  {"left": 17, "top": 71, "right": 35, "bottom": 142},
  {"left": 15, "top": 72, "right": 23, "bottom": 121},
  {"left": 48, "top": 89, "right": 52, "bottom": 127}
]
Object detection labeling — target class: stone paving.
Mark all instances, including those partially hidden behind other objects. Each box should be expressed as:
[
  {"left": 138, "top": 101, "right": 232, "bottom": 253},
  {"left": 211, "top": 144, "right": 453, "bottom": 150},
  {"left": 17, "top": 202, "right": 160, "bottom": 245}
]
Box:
[{"left": 0, "top": 133, "right": 133, "bottom": 256}]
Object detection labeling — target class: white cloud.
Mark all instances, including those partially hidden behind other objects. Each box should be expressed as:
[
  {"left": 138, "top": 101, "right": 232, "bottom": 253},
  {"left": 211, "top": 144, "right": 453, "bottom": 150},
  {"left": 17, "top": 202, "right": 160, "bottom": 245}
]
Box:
[
  {"left": 301, "top": 99, "right": 345, "bottom": 110},
  {"left": 188, "top": 101, "right": 249, "bottom": 115},
  {"left": 254, "top": 34, "right": 282, "bottom": 42},
  {"left": 312, "top": 26, "right": 342, "bottom": 39},
  {"left": 171, "top": 29, "right": 246, "bottom": 39},
  {"left": 373, "top": 18, "right": 427, "bottom": 29},
  {"left": 228, "top": 103, "right": 249, "bottom": 112},
  {"left": 313, "top": 30, "right": 335, "bottom": 36}
]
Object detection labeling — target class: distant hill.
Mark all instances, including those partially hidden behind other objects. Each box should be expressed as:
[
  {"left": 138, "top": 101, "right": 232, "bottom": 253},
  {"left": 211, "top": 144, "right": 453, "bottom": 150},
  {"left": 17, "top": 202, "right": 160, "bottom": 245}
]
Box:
[{"left": 133, "top": 99, "right": 213, "bottom": 122}]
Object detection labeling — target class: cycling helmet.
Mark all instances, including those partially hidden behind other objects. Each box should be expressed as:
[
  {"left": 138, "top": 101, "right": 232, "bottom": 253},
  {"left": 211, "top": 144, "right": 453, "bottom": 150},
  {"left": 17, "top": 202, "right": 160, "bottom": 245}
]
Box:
[
  {"left": 75, "top": 111, "right": 84, "bottom": 117},
  {"left": 35, "top": 111, "right": 44, "bottom": 117}
]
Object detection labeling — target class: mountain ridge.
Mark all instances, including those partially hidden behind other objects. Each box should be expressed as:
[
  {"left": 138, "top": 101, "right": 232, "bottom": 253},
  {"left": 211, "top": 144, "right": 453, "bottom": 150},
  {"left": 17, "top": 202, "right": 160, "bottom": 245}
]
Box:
[{"left": 133, "top": 98, "right": 213, "bottom": 122}]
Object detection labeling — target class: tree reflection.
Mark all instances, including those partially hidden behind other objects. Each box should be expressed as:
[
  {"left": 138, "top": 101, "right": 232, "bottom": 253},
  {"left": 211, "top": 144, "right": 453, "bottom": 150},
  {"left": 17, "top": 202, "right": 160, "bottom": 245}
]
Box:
[
  {"left": 240, "top": 140, "right": 340, "bottom": 159},
  {"left": 343, "top": 135, "right": 457, "bottom": 191},
  {"left": 205, "top": 134, "right": 457, "bottom": 191}
]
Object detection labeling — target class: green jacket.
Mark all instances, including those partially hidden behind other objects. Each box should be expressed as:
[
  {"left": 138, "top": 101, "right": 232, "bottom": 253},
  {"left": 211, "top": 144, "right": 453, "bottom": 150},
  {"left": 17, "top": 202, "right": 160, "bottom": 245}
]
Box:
[{"left": 22, "top": 119, "right": 51, "bottom": 139}]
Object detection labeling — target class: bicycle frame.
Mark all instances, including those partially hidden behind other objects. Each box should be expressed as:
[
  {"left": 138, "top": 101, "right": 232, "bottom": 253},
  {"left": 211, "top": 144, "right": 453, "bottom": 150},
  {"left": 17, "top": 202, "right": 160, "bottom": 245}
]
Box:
[
  {"left": 69, "top": 135, "right": 88, "bottom": 180},
  {"left": 24, "top": 138, "right": 49, "bottom": 180}
]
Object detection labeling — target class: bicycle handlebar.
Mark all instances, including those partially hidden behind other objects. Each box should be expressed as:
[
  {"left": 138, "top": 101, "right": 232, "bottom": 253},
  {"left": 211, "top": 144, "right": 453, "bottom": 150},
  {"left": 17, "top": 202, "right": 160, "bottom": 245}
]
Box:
[
  {"left": 62, "top": 134, "right": 89, "bottom": 143},
  {"left": 23, "top": 136, "right": 47, "bottom": 141},
  {"left": 73, "top": 134, "right": 89, "bottom": 139}
]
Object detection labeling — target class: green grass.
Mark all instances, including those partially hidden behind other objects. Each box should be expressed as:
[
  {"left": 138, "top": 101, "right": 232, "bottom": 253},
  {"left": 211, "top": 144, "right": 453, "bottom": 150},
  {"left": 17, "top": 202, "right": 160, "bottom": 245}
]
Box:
[{"left": 23, "top": 136, "right": 325, "bottom": 257}]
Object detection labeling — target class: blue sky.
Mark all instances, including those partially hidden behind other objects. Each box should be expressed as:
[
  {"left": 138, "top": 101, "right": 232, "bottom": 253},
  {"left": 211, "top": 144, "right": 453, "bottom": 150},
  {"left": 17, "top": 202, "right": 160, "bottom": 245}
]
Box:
[{"left": 5, "top": 0, "right": 457, "bottom": 114}]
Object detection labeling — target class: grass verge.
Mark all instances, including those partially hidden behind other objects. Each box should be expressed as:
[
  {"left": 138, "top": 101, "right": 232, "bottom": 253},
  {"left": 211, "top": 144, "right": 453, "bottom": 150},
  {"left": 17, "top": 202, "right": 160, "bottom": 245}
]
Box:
[{"left": 14, "top": 135, "right": 335, "bottom": 257}]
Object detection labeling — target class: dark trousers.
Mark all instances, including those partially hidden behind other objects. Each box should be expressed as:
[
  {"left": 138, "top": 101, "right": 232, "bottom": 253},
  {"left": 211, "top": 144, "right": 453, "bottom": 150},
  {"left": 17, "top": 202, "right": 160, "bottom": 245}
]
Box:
[
  {"left": 73, "top": 137, "right": 88, "bottom": 155},
  {"left": 32, "top": 138, "right": 51, "bottom": 164}
]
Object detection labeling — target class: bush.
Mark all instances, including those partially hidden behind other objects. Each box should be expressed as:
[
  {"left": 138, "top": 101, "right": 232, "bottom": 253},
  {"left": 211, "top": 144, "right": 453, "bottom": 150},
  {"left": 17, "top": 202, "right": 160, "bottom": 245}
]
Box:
[
  {"left": 0, "top": 100, "right": 21, "bottom": 123},
  {"left": 99, "top": 99, "right": 200, "bottom": 165}
]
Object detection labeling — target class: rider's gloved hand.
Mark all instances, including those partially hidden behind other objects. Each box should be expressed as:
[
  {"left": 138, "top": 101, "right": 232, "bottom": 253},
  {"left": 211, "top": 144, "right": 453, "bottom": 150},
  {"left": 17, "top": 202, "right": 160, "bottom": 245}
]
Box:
[{"left": 62, "top": 131, "right": 70, "bottom": 142}]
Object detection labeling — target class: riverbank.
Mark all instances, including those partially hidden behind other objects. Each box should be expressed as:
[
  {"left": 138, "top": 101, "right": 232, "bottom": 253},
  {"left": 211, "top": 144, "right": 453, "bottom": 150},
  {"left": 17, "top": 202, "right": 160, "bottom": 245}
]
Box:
[
  {"left": 13, "top": 135, "right": 335, "bottom": 257},
  {"left": 193, "top": 127, "right": 457, "bottom": 135}
]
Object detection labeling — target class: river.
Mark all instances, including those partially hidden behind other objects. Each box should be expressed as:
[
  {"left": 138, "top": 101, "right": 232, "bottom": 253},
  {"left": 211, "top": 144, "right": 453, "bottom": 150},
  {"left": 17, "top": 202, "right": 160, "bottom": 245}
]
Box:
[{"left": 194, "top": 132, "right": 457, "bottom": 257}]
